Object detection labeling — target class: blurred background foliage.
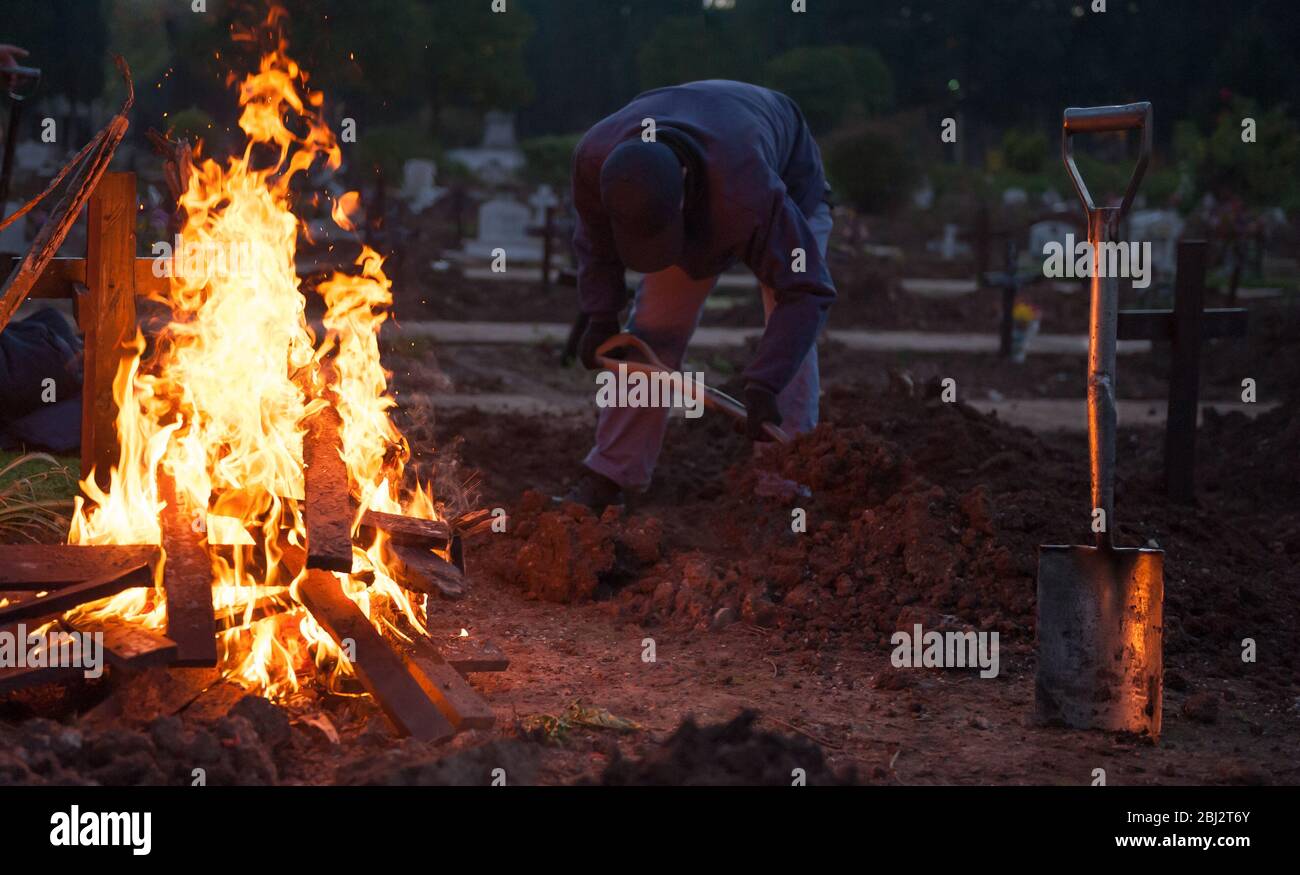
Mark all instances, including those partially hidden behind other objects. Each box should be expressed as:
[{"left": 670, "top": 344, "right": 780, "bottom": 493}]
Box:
[{"left": 0, "top": 0, "right": 1296, "bottom": 217}]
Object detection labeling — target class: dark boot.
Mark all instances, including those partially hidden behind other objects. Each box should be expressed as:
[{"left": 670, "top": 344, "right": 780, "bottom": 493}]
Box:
[{"left": 556, "top": 468, "right": 625, "bottom": 511}]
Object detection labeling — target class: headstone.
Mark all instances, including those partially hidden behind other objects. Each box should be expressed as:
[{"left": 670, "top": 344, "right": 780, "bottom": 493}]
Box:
[
  {"left": 939, "top": 223, "right": 959, "bottom": 261},
  {"left": 464, "top": 196, "right": 541, "bottom": 261},
  {"left": 1129, "top": 208, "right": 1185, "bottom": 278},
  {"left": 1002, "top": 187, "right": 1029, "bottom": 207},
  {"left": 481, "top": 110, "right": 518, "bottom": 150},
  {"left": 912, "top": 177, "right": 935, "bottom": 210},
  {"left": 448, "top": 111, "right": 526, "bottom": 184},
  {"left": 1041, "top": 187, "right": 1066, "bottom": 212},
  {"left": 1028, "top": 219, "right": 1078, "bottom": 261},
  {"left": 527, "top": 184, "right": 559, "bottom": 227},
  {"left": 925, "top": 223, "right": 969, "bottom": 261},
  {"left": 398, "top": 159, "right": 444, "bottom": 213}
]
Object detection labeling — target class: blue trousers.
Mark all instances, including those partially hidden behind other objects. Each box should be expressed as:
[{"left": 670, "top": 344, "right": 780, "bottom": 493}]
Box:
[{"left": 584, "top": 202, "right": 832, "bottom": 490}]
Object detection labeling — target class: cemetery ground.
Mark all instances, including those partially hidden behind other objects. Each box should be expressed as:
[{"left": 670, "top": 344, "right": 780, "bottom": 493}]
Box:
[{"left": 5, "top": 243, "right": 1296, "bottom": 786}]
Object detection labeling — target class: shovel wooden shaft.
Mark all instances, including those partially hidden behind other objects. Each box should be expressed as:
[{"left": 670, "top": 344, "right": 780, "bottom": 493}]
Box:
[{"left": 595, "top": 333, "right": 791, "bottom": 443}]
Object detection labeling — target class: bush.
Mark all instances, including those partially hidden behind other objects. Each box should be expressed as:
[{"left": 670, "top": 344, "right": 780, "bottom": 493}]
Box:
[
  {"left": 765, "top": 47, "right": 856, "bottom": 134},
  {"left": 825, "top": 126, "right": 920, "bottom": 215},
  {"left": 356, "top": 120, "right": 437, "bottom": 181},
  {"left": 1184, "top": 98, "right": 1300, "bottom": 212},
  {"left": 1001, "top": 128, "right": 1049, "bottom": 175},
  {"left": 765, "top": 45, "right": 894, "bottom": 134},
  {"left": 164, "top": 107, "right": 216, "bottom": 144},
  {"left": 520, "top": 133, "right": 583, "bottom": 187}
]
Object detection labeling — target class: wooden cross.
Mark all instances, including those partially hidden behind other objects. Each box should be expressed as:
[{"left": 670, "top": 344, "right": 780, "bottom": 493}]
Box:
[
  {"left": 1117, "top": 239, "right": 1248, "bottom": 502},
  {"left": 981, "top": 239, "right": 1041, "bottom": 358}
]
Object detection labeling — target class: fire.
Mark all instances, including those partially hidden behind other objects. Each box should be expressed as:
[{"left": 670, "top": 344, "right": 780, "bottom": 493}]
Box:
[{"left": 67, "top": 14, "right": 436, "bottom": 698}]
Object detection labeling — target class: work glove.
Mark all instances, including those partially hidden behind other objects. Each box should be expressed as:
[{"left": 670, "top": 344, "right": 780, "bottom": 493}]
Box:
[
  {"left": 742, "top": 384, "right": 782, "bottom": 442},
  {"left": 578, "top": 315, "right": 621, "bottom": 370}
]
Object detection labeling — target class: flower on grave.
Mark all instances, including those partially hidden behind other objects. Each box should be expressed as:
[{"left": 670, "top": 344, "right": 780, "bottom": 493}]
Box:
[{"left": 1011, "top": 301, "right": 1041, "bottom": 326}]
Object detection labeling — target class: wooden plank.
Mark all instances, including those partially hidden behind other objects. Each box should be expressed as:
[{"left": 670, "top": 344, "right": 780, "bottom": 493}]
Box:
[
  {"left": 61, "top": 616, "right": 177, "bottom": 670},
  {"left": 444, "top": 638, "right": 510, "bottom": 676},
  {"left": 81, "top": 172, "right": 139, "bottom": 491},
  {"left": 387, "top": 542, "right": 466, "bottom": 600},
  {"left": 4, "top": 256, "right": 166, "bottom": 300},
  {"left": 298, "top": 569, "right": 456, "bottom": 743},
  {"left": 212, "top": 592, "right": 295, "bottom": 633},
  {"left": 359, "top": 509, "right": 451, "bottom": 548},
  {"left": 0, "top": 662, "right": 84, "bottom": 695},
  {"left": 404, "top": 640, "right": 495, "bottom": 731},
  {"left": 1118, "top": 308, "right": 1248, "bottom": 342},
  {"left": 0, "top": 544, "right": 158, "bottom": 590},
  {"left": 101, "top": 622, "right": 177, "bottom": 669},
  {"left": 302, "top": 405, "right": 354, "bottom": 572},
  {"left": 451, "top": 508, "right": 499, "bottom": 539},
  {"left": 80, "top": 666, "right": 221, "bottom": 729},
  {"left": 158, "top": 471, "right": 217, "bottom": 666},
  {"left": 0, "top": 562, "right": 152, "bottom": 625}
]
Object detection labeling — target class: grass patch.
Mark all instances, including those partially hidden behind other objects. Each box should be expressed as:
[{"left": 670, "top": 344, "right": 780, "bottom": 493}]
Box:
[{"left": 0, "top": 451, "right": 80, "bottom": 543}]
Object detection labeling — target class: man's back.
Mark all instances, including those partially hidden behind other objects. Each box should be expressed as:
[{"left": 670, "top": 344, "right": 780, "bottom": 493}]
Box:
[{"left": 574, "top": 80, "right": 827, "bottom": 222}]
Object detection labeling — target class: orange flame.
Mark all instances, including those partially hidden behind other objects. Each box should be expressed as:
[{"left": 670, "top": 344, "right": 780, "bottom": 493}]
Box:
[{"left": 68, "top": 13, "right": 437, "bottom": 699}]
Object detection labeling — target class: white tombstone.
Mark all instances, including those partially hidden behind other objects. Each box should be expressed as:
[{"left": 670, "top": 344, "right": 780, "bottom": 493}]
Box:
[
  {"left": 1041, "top": 187, "right": 1066, "bottom": 212},
  {"left": 527, "top": 184, "right": 559, "bottom": 226},
  {"left": 398, "top": 159, "right": 444, "bottom": 212},
  {"left": 939, "top": 223, "right": 959, "bottom": 261},
  {"left": 464, "top": 196, "right": 542, "bottom": 261},
  {"left": 448, "top": 111, "right": 526, "bottom": 184},
  {"left": 1002, "top": 187, "right": 1029, "bottom": 207},
  {"left": 912, "top": 176, "right": 935, "bottom": 210},
  {"left": 481, "top": 110, "right": 518, "bottom": 150},
  {"left": 1029, "top": 219, "right": 1078, "bottom": 260},
  {"left": 925, "top": 223, "right": 969, "bottom": 261},
  {"left": 1128, "top": 208, "right": 1185, "bottom": 278}
]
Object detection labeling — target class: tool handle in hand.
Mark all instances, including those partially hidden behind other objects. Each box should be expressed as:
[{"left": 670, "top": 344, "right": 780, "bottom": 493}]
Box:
[{"left": 595, "top": 333, "right": 792, "bottom": 443}]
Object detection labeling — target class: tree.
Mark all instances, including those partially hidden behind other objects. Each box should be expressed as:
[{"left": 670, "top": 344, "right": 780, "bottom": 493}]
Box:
[
  {"left": 637, "top": 13, "right": 752, "bottom": 91},
  {"left": 765, "top": 45, "right": 893, "bottom": 133},
  {"left": 765, "top": 47, "right": 855, "bottom": 134},
  {"left": 825, "top": 125, "right": 919, "bottom": 215},
  {"left": 417, "top": 0, "right": 535, "bottom": 138}
]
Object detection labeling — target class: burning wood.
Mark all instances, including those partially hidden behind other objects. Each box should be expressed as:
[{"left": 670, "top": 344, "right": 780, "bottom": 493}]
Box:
[
  {"left": 0, "top": 555, "right": 153, "bottom": 625},
  {"left": 0, "top": 544, "right": 156, "bottom": 590},
  {"left": 360, "top": 508, "right": 451, "bottom": 548},
  {"left": 303, "top": 405, "right": 354, "bottom": 573},
  {"left": 297, "top": 570, "right": 456, "bottom": 743},
  {"left": 0, "top": 27, "right": 500, "bottom": 741},
  {"left": 157, "top": 472, "right": 218, "bottom": 667},
  {"left": 386, "top": 542, "right": 466, "bottom": 600}
]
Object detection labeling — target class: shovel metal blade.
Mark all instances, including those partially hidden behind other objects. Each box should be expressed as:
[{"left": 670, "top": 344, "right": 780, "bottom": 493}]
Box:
[{"left": 1035, "top": 544, "right": 1164, "bottom": 737}]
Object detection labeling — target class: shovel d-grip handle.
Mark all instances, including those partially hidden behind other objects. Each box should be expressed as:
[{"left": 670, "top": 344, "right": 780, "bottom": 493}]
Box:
[
  {"left": 595, "top": 333, "right": 791, "bottom": 443},
  {"left": 1062, "top": 102, "right": 1151, "bottom": 547},
  {"left": 1063, "top": 101, "right": 1152, "bottom": 225}
]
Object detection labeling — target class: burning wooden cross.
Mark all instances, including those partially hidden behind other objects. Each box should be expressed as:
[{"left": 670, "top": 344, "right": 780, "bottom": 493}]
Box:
[{"left": 1117, "top": 240, "right": 1248, "bottom": 502}]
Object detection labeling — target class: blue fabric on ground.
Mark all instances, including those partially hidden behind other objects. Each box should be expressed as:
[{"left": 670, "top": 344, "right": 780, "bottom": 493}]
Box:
[{"left": 0, "top": 308, "right": 84, "bottom": 451}]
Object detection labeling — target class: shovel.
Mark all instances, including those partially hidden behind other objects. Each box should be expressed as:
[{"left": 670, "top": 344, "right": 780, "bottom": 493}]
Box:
[
  {"left": 594, "top": 332, "right": 791, "bottom": 443},
  {"left": 1034, "top": 103, "right": 1164, "bottom": 737}
]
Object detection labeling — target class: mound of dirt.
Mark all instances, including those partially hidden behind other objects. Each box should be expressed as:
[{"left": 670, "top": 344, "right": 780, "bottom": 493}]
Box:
[
  {"left": 475, "top": 381, "right": 1298, "bottom": 694},
  {"left": 589, "top": 710, "right": 856, "bottom": 786},
  {"left": 612, "top": 416, "right": 1037, "bottom": 648},
  {"left": 477, "top": 490, "right": 663, "bottom": 603}
]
